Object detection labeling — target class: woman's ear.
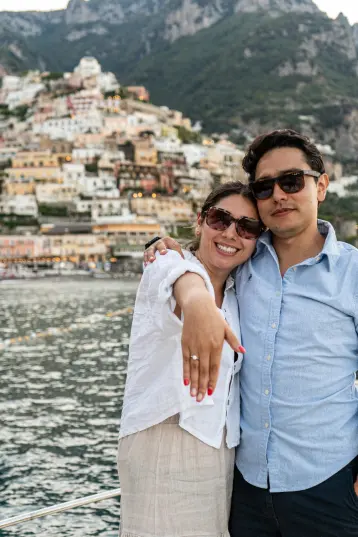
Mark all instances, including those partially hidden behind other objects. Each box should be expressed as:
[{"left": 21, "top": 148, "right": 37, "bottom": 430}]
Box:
[{"left": 196, "top": 212, "right": 203, "bottom": 236}]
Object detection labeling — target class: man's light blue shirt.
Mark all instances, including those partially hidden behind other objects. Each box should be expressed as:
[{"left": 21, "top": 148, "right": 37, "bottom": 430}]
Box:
[{"left": 235, "top": 220, "right": 358, "bottom": 492}]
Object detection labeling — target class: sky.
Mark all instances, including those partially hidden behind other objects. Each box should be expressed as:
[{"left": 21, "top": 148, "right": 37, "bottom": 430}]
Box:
[{"left": 0, "top": 0, "right": 357, "bottom": 25}]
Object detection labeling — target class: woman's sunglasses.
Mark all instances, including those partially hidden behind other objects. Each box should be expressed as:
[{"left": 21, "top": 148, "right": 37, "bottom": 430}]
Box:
[
  {"left": 249, "top": 170, "right": 322, "bottom": 200},
  {"left": 204, "top": 207, "right": 263, "bottom": 240}
]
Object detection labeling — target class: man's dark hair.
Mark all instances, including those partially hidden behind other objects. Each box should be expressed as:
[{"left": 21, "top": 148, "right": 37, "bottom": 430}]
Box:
[{"left": 242, "top": 129, "right": 326, "bottom": 183}]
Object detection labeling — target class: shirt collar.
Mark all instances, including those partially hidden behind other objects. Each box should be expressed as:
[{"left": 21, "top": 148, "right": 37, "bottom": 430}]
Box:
[
  {"left": 225, "top": 273, "right": 235, "bottom": 291},
  {"left": 253, "top": 219, "right": 340, "bottom": 270},
  {"left": 317, "top": 220, "right": 340, "bottom": 270}
]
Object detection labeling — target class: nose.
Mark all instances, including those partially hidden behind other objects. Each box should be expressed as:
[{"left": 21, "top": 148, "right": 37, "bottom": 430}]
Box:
[
  {"left": 272, "top": 181, "right": 288, "bottom": 202},
  {"left": 221, "top": 222, "right": 238, "bottom": 241}
]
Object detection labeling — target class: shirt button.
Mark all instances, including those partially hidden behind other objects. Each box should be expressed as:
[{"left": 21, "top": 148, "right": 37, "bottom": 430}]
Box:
[
  {"left": 267, "top": 355, "right": 271, "bottom": 361},
  {"left": 271, "top": 323, "right": 276, "bottom": 329},
  {"left": 315, "top": 256, "right": 321, "bottom": 262},
  {"left": 276, "top": 291, "right": 280, "bottom": 296},
  {"left": 265, "top": 389, "right": 269, "bottom": 395},
  {"left": 265, "top": 422, "right": 269, "bottom": 428}
]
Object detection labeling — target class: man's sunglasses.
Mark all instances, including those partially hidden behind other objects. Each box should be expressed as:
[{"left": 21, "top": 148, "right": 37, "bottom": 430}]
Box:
[
  {"left": 249, "top": 170, "right": 322, "bottom": 200},
  {"left": 204, "top": 206, "right": 263, "bottom": 240}
]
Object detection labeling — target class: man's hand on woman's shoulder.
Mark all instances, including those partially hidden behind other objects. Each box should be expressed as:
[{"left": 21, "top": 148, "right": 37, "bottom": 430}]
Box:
[{"left": 144, "top": 237, "right": 184, "bottom": 265}]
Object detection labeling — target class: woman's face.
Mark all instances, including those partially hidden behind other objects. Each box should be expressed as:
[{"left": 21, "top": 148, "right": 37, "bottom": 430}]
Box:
[{"left": 197, "top": 194, "right": 259, "bottom": 274}]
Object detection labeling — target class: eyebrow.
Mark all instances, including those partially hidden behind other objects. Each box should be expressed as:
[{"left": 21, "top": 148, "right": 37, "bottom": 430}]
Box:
[{"left": 256, "top": 168, "right": 302, "bottom": 181}]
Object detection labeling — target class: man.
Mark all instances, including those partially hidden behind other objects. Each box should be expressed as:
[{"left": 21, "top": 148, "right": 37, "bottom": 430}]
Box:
[{"left": 144, "top": 129, "right": 358, "bottom": 536}]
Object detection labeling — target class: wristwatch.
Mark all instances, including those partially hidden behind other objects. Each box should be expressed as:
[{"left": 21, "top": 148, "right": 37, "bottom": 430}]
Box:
[{"left": 144, "top": 236, "right": 162, "bottom": 250}]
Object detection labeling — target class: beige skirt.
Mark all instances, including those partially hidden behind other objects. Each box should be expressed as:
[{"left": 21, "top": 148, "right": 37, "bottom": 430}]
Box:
[{"left": 117, "top": 415, "right": 235, "bottom": 537}]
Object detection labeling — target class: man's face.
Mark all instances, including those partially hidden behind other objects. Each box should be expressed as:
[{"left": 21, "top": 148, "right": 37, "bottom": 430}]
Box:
[{"left": 254, "top": 147, "right": 329, "bottom": 238}]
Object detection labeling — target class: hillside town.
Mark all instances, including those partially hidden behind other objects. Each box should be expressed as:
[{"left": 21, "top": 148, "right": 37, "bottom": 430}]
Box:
[{"left": 0, "top": 56, "right": 357, "bottom": 277}]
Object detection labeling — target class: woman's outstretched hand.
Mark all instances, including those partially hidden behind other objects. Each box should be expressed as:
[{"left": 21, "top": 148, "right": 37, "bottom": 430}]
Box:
[
  {"left": 144, "top": 237, "right": 184, "bottom": 265},
  {"left": 143, "top": 237, "right": 245, "bottom": 401},
  {"left": 181, "top": 290, "right": 243, "bottom": 402}
]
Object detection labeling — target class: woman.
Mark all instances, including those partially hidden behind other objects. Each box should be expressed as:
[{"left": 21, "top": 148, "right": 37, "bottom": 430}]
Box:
[{"left": 118, "top": 182, "right": 263, "bottom": 537}]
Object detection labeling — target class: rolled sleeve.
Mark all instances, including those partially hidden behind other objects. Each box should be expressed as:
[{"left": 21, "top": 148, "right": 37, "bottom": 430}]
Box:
[
  {"left": 145, "top": 250, "right": 214, "bottom": 334},
  {"left": 157, "top": 254, "right": 214, "bottom": 303}
]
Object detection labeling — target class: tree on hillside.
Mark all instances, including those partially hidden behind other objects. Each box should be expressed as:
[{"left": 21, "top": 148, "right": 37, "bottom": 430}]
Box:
[{"left": 176, "top": 126, "right": 202, "bottom": 144}]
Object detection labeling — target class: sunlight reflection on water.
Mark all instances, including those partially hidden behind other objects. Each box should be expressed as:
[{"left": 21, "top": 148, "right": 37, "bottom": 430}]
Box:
[{"left": 0, "top": 278, "right": 137, "bottom": 537}]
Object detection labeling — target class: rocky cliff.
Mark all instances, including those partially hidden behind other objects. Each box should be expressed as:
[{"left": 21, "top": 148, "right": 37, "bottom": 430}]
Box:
[{"left": 1, "top": 0, "right": 358, "bottom": 157}]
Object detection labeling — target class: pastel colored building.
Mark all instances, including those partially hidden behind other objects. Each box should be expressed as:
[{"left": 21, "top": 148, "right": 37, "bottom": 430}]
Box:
[
  {"left": 0, "top": 236, "right": 43, "bottom": 260},
  {"left": 12, "top": 151, "right": 59, "bottom": 168},
  {"left": 130, "top": 195, "right": 193, "bottom": 223},
  {"left": 0, "top": 195, "right": 38, "bottom": 217},
  {"left": 116, "top": 162, "right": 160, "bottom": 193},
  {"left": 127, "top": 86, "right": 150, "bottom": 102},
  {"left": 3, "top": 178, "right": 36, "bottom": 196}
]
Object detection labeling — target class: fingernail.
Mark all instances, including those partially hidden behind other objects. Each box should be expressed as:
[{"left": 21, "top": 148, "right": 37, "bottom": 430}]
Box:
[
  {"left": 184, "top": 378, "right": 190, "bottom": 386},
  {"left": 150, "top": 256, "right": 155, "bottom": 261},
  {"left": 160, "top": 249, "right": 167, "bottom": 254},
  {"left": 197, "top": 393, "right": 203, "bottom": 402},
  {"left": 191, "top": 388, "right": 197, "bottom": 397},
  {"left": 238, "top": 345, "right": 246, "bottom": 354},
  {"left": 207, "top": 388, "right": 213, "bottom": 396}
]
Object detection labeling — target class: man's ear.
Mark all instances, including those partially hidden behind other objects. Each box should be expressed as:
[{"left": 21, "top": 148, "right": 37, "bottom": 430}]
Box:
[{"left": 317, "top": 173, "right": 329, "bottom": 203}]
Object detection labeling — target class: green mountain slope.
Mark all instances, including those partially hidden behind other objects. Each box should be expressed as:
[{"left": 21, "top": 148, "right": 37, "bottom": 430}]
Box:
[
  {"left": 124, "top": 11, "right": 358, "bottom": 135},
  {"left": 1, "top": 1, "right": 358, "bottom": 155}
]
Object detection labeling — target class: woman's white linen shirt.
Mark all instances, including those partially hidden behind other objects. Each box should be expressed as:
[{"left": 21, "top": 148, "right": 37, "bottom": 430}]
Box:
[{"left": 119, "top": 250, "right": 243, "bottom": 449}]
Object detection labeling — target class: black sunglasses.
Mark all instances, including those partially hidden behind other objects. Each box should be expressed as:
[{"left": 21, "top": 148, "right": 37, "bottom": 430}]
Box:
[
  {"left": 249, "top": 170, "right": 322, "bottom": 200},
  {"left": 204, "top": 206, "right": 263, "bottom": 240}
]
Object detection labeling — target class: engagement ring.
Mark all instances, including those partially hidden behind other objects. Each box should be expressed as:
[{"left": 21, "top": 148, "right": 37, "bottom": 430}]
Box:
[{"left": 191, "top": 355, "right": 199, "bottom": 361}]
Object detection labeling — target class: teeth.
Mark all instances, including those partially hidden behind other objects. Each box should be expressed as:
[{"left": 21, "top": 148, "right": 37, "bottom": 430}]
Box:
[{"left": 216, "top": 244, "right": 238, "bottom": 254}]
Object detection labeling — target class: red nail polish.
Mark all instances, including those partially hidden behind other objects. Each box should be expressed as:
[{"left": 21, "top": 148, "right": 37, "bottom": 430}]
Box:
[
  {"left": 238, "top": 345, "right": 246, "bottom": 354},
  {"left": 184, "top": 378, "right": 190, "bottom": 386},
  {"left": 208, "top": 388, "right": 213, "bottom": 396}
]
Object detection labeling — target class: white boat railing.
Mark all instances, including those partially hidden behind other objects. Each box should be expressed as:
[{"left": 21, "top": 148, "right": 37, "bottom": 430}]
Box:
[
  {"left": 2, "top": 383, "right": 358, "bottom": 530},
  {"left": 0, "top": 488, "right": 121, "bottom": 530}
]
